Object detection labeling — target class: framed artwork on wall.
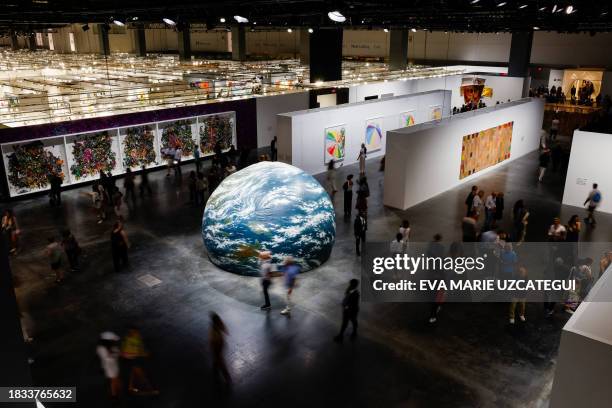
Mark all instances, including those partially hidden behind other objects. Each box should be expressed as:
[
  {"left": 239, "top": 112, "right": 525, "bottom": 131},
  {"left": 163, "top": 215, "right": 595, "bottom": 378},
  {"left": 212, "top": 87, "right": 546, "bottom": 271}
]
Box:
[
  {"left": 399, "top": 110, "right": 416, "bottom": 128},
  {"left": 364, "top": 117, "right": 384, "bottom": 153},
  {"left": 120, "top": 125, "right": 158, "bottom": 169},
  {"left": 159, "top": 119, "right": 196, "bottom": 159},
  {"left": 67, "top": 131, "right": 118, "bottom": 181},
  {"left": 198, "top": 112, "right": 235, "bottom": 155},
  {"left": 324, "top": 124, "right": 346, "bottom": 163},
  {"left": 459, "top": 121, "right": 514, "bottom": 179},
  {"left": 429, "top": 105, "right": 442, "bottom": 121}
]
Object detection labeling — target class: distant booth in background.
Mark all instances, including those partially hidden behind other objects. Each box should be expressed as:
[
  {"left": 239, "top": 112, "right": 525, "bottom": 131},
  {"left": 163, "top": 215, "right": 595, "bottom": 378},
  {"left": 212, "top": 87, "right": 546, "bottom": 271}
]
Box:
[{"left": 543, "top": 103, "right": 602, "bottom": 138}]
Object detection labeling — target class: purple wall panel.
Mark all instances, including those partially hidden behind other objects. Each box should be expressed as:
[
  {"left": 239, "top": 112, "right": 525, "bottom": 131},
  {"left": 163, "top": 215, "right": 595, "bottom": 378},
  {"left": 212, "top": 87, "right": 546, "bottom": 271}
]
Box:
[{"left": 0, "top": 98, "right": 257, "bottom": 149}]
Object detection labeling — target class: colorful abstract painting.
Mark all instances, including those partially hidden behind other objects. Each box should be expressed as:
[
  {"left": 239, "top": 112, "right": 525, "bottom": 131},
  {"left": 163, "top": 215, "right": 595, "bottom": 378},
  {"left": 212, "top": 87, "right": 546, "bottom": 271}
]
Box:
[
  {"left": 199, "top": 113, "right": 234, "bottom": 155},
  {"left": 459, "top": 121, "right": 514, "bottom": 179},
  {"left": 324, "top": 125, "right": 346, "bottom": 163},
  {"left": 400, "top": 111, "right": 416, "bottom": 127},
  {"left": 364, "top": 118, "right": 383, "bottom": 153},
  {"left": 122, "top": 125, "right": 157, "bottom": 169},
  {"left": 429, "top": 105, "right": 442, "bottom": 121}
]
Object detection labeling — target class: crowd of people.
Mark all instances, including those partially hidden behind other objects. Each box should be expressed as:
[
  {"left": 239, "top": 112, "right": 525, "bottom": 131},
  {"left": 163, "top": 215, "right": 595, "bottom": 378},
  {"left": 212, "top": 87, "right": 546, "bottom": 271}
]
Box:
[{"left": 530, "top": 83, "right": 612, "bottom": 109}]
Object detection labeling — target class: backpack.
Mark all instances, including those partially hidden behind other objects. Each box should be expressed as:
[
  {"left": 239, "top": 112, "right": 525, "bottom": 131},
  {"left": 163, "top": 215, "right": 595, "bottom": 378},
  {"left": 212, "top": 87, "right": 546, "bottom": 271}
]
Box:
[{"left": 592, "top": 191, "right": 602, "bottom": 203}]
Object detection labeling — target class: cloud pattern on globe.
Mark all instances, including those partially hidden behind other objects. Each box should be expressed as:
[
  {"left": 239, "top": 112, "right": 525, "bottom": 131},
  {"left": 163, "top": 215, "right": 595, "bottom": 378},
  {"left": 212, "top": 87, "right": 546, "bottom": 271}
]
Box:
[{"left": 202, "top": 161, "right": 336, "bottom": 276}]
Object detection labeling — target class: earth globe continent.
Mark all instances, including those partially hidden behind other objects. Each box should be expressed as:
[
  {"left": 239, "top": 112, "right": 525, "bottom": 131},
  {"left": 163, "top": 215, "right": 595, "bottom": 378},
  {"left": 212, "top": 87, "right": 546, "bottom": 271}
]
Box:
[{"left": 202, "top": 161, "right": 336, "bottom": 276}]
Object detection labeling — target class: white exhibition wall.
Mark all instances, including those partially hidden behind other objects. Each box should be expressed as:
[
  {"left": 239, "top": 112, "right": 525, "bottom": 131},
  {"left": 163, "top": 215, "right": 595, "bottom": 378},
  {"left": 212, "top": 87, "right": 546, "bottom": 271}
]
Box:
[
  {"left": 384, "top": 98, "right": 544, "bottom": 210},
  {"left": 562, "top": 130, "right": 612, "bottom": 215},
  {"left": 550, "top": 265, "right": 612, "bottom": 408},
  {"left": 347, "top": 73, "right": 523, "bottom": 110},
  {"left": 277, "top": 90, "right": 452, "bottom": 175},
  {"left": 255, "top": 91, "right": 309, "bottom": 148}
]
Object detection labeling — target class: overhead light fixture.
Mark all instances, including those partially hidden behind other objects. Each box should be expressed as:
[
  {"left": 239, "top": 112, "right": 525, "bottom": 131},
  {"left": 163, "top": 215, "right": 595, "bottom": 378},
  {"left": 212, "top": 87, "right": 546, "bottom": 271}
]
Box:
[
  {"left": 112, "top": 19, "right": 125, "bottom": 27},
  {"left": 552, "top": 4, "right": 558, "bottom": 13},
  {"left": 383, "top": 28, "right": 389, "bottom": 32},
  {"left": 602, "top": 11, "right": 608, "bottom": 16},
  {"left": 470, "top": 0, "right": 480, "bottom": 4},
  {"left": 287, "top": 28, "right": 292, "bottom": 33},
  {"left": 565, "top": 5, "right": 574, "bottom": 14},
  {"left": 81, "top": 23, "right": 89, "bottom": 32},
  {"left": 497, "top": 2, "right": 507, "bottom": 7},
  {"left": 308, "top": 28, "right": 313, "bottom": 33},
  {"left": 234, "top": 15, "right": 249, "bottom": 23},
  {"left": 539, "top": 6, "right": 546, "bottom": 11},
  {"left": 162, "top": 18, "right": 176, "bottom": 26},
  {"left": 519, "top": 4, "right": 528, "bottom": 9},
  {"left": 219, "top": 17, "right": 226, "bottom": 23},
  {"left": 533, "top": 26, "right": 540, "bottom": 30},
  {"left": 328, "top": 11, "right": 346, "bottom": 23},
  {"left": 411, "top": 28, "right": 417, "bottom": 32}
]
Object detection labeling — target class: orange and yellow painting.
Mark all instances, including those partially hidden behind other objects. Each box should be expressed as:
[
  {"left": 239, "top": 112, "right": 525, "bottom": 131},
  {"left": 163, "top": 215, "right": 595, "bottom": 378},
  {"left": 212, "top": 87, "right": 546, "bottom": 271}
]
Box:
[{"left": 459, "top": 121, "right": 513, "bottom": 179}]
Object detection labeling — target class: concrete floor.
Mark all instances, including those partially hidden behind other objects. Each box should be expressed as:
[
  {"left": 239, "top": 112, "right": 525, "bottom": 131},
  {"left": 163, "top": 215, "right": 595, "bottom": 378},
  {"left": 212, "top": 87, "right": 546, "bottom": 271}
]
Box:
[{"left": 8, "top": 147, "right": 612, "bottom": 408}]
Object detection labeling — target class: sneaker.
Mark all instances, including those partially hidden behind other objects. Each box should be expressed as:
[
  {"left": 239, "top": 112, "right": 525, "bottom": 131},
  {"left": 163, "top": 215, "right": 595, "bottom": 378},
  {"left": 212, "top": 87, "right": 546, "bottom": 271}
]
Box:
[
  {"left": 519, "top": 316, "right": 526, "bottom": 322},
  {"left": 280, "top": 307, "right": 291, "bottom": 315},
  {"left": 509, "top": 318, "right": 515, "bottom": 324},
  {"left": 260, "top": 305, "right": 271, "bottom": 311},
  {"left": 428, "top": 317, "right": 437, "bottom": 323}
]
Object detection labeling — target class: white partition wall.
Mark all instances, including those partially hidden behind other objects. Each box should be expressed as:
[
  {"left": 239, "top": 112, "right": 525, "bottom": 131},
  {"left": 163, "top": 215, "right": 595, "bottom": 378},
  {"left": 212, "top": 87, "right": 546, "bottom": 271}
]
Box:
[
  {"left": 277, "top": 90, "right": 452, "bottom": 175},
  {"left": 562, "top": 130, "right": 612, "bottom": 215},
  {"left": 384, "top": 98, "right": 544, "bottom": 210},
  {"left": 256, "top": 91, "right": 309, "bottom": 148},
  {"left": 550, "top": 264, "right": 612, "bottom": 408}
]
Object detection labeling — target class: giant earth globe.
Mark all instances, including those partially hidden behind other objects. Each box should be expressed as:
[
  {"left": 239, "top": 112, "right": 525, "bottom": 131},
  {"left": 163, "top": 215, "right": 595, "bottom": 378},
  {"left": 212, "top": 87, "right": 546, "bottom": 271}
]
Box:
[{"left": 202, "top": 161, "right": 336, "bottom": 276}]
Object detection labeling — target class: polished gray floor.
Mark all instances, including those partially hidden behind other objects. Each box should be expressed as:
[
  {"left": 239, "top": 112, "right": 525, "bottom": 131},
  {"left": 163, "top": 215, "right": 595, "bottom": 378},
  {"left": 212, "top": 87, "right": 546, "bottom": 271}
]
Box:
[{"left": 8, "top": 146, "right": 612, "bottom": 408}]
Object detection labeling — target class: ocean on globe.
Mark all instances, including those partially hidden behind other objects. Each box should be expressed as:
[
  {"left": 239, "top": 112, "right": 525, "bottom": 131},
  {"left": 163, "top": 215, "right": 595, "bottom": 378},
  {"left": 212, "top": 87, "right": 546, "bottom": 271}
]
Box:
[{"left": 202, "top": 161, "right": 336, "bottom": 276}]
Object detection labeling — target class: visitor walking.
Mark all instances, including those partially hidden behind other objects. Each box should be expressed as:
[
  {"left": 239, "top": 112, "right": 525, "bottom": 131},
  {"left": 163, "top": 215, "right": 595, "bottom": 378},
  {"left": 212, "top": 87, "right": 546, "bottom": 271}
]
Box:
[
  {"left": 1, "top": 209, "right": 19, "bottom": 254},
  {"left": 259, "top": 251, "right": 274, "bottom": 310},
  {"left": 188, "top": 171, "right": 197, "bottom": 204},
  {"left": 427, "top": 234, "right": 445, "bottom": 323},
  {"left": 209, "top": 312, "right": 231, "bottom": 386},
  {"left": 399, "top": 220, "right": 411, "bottom": 244},
  {"left": 174, "top": 147, "right": 183, "bottom": 177},
  {"left": 548, "top": 217, "right": 567, "bottom": 242},
  {"left": 139, "top": 166, "right": 152, "bottom": 198},
  {"left": 326, "top": 159, "right": 338, "bottom": 200},
  {"left": 123, "top": 168, "right": 136, "bottom": 206},
  {"left": 49, "top": 172, "right": 63, "bottom": 207},
  {"left": 270, "top": 135, "right": 278, "bottom": 161},
  {"left": 120, "top": 327, "right": 158, "bottom": 396},
  {"left": 583, "top": 183, "right": 602, "bottom": 226},
  {"left": 355, "top": 176, "right": 370, "bottom": 217},
  {"left": 62, "top": 229, "right": 81, "bottom": 272},
  {"left": 354, "top": 212, "right": 367, "bottom": 256},
  {"left": 512, "top": 200, "right": 529, "bottom": 244},
  {"left": 357, "top": 143, "right": 367, "bottom": 175},
  {"left": 342, "top": 174, "right": 354, "bottom": 219},
  {"left": 550, "top": 115, "right": 560, "bottom": 140},
  {"left": 110, "top": 221, "right": 130, "bottom": 272},
  {"left": 472, "top": 190, "right": 484, "bottom": 223},
  {"left": 196, "top": 173, "right": 208, "bottom": 206},
  {"left": 462, "top": 210, "right": 478, "bottom": 242},
  {"left": 465, "top": 185, "right": 478, "bottom": 216},
  {"left": 538, "top": 148, "right": 551, "bottom": 182},
  {"left": 484, "top": 192, "right": 497, "bottom": 231},
  {"left": 281, "top": 256, "right": 301, "bottom": 316},
  {"left": 389, "top": 233, "right": 406, "bottom": 254},
  {"left": 494, "top": 192, "right": 504, "bottom": 228},
  {"left": 97, "top": 332, "right": 121, "bottom": 400},
  {"left": 509, "top": 266, "right": 528, "bottom": 324},
  {"left": 194, "top": 145, "right": 201, "bottom": 173},
  {"left": 333, "top": 279, "right": 360, "bottom": 343},
  {"left": 45, "top": 236, "right": 63, "bottom": 283}
]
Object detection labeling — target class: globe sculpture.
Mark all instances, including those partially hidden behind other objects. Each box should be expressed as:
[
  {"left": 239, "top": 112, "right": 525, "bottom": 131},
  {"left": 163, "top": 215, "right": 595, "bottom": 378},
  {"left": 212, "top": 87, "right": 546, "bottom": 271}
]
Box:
[{"left": 202, "top": 161, "right": 336, "bottom": 276}]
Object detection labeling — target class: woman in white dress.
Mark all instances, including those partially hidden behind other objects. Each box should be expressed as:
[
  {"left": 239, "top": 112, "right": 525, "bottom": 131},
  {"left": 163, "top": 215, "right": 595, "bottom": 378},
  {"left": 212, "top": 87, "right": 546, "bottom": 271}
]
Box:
[{"left": 357, "top": 144, "right": 367, "bottom": 175}]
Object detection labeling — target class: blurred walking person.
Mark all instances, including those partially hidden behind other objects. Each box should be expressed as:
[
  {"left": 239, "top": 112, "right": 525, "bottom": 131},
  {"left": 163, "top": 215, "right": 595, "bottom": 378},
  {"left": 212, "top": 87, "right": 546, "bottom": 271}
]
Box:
[
  {"left": 97, "top": 332, "right": 121, "bottom": 400},
  {"left": 1, "top": 209, "right": 19, "bottom": 254},
  {"left": 110, "top": 221, "right": 130, "bottom": 272},
  {"left": 354, "top": 212, "right": 367, "bottom": 256},
  {"left": 326, "top": 159, "right": 338, "bottom": 200},
  {"left": 45, "top": 236, "right": 63, "bottom": 283},
  {"left": 209, "top": 312, "right": 231, "bottom": 386},
  {"left": 357, "top": 143, "right": 367, "bottom": 175},
  {"left": 583, "top": 183, "right": 602, "bottom": 226},
  {"left": 334, "top": 279, "right": 360, "bottom": 342},
  {"left": 62, "top": 229, "right": 81, "bottom": 272},
  {"left": 342, "top": 174, "right": 354, "bottom": 219},
  {"left": 259, "top": 251, "right": 274, "bottom": 310},
  {"left": 281, "top": 256, "right": 301, "bottom": 316},
  {"left": 139, "top": 166, "right": 153, "bottom": 198},
  {"left": 123, "top": 168, "right": 136, "bottom": 206}
]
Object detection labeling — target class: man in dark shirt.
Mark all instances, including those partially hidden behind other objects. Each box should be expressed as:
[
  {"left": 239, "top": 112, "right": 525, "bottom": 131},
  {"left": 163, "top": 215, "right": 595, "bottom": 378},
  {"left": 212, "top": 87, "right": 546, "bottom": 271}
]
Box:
[
  {"left": 465, "top": 185, "right": 478, "bottom": 216},
  {"left": 354, "top": 212, "right": 367, "bottom": 256},
  {"left": 334, "top": 279, "right": 360, "bottom": 342}
]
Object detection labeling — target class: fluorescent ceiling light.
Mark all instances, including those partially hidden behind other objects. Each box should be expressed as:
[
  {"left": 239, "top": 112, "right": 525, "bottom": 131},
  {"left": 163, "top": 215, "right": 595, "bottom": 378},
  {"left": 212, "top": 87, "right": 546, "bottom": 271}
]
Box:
[
  {"left": 497, "top": 2, "right": 507, "bottom": 7},
  {"left": 411, "top": 28, "right": 417, "bottom": 32},
  {"left": 539, "top": 6, "right": 546, "bottom": 11},
  {"left": 533, "top": 26, "right": 540, "bottom": 30},
  {"left": 565, "top": 5, "right": 574, "bottom": 14},
  {"left": 113, "top": 19, "right": 125, "bottom": 26},
  {"left": 162, "top": 18, "right": 176, "bottom": 26},
  {"left": 287, "top": 28, "right": 292, "bottom": 33},
  {"left": 328, "top": 11, "right": 346, "bottom": 22},
  {"left": 470, "top": 0, "right": 480, "bottom": 4},
  {"left": 552, "top": 4, "right": 558, "bottom": 13},
  {"left": 519, "top": 4, "right": 528, "bottom": 9},
  {"left": 383, "top": 28, "right": 389, "bottom": 32},
  {"left": 308, "top": 28, "right": 313, "bottom": 33},
  {"left": 219, "top": 17, "right": 226, "bottom": 23},
  {"left": 234, "top": 15, "right": 249, "bottom": 23}
]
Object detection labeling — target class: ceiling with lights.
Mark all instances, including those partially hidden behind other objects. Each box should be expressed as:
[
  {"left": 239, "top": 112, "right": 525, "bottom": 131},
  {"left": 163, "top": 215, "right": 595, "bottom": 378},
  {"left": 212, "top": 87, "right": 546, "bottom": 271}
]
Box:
[{"left": 0, "top": 1, "right": 610, "bottom": 35}]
